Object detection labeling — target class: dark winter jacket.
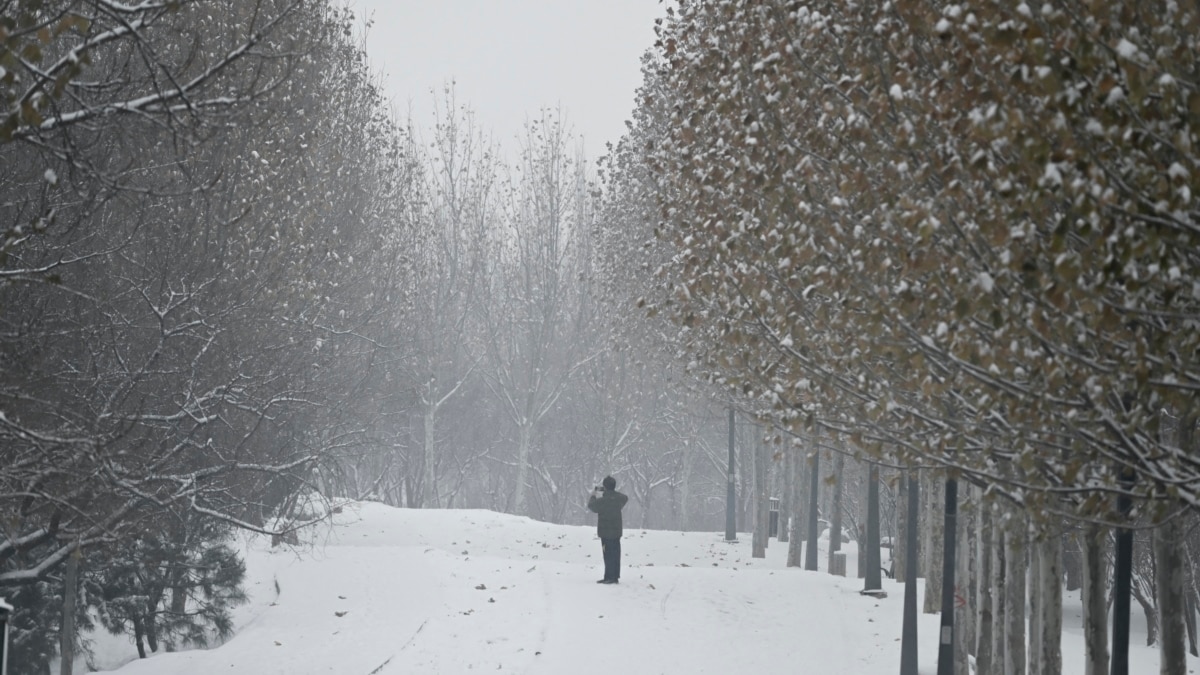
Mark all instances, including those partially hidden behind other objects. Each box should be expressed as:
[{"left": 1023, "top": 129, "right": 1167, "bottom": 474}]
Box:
[{"left": 587, "top": 489, "right": 629, "bottom": 539}]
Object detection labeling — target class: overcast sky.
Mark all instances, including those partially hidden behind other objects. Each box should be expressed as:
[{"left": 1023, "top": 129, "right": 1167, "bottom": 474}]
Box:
[{"left": 347, "top": 1, "right": 667, "bottom": 160}]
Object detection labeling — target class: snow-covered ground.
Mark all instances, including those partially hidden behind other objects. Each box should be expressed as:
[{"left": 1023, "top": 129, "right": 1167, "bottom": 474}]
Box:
[{"left": 78, "top": 501, "right": 1189, "bottom": 674}]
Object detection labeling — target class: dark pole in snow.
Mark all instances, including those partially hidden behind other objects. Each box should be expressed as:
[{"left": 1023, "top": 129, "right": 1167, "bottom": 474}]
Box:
[
  {"left": 1111, "top": 469, "right": 1135, "bottom": 675},
  {"left": 936, "top": 478, "right": 958, "bottom": 675},
  {"left": 805, "top": 450, "right": 821, "bottom": 571},
  {"left": 900, "top": 469, "right": 920, "bottom": 675},
  {"left": 725, "top": 408, "right": 737, "bottom": 542},
  {"left": 864, "top": 463, "right": 882, "bottom": 592}
]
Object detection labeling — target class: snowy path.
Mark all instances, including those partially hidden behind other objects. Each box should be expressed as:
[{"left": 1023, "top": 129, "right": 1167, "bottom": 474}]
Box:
[{"left": 90, "top": 502, "right": 1181, "bottom": 675}]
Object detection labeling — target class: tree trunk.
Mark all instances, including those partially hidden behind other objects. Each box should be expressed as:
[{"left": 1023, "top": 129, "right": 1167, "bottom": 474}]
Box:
[
  {"left": 1064, "top": 532, "right": 1083, "bottom": 592},
  {"left": 856, "top": 525, "right": 867, "bottom": 577},
  {"left": 976, "top": 500, "right": 994, "bottom": 675},
  {"left": 752, "top": 433, "right": 769, "bottom": 558},
  {"left": 896, "top": 470, "right": 908, "bottom": 581},
  {"left": 740, "top": 434, "right": 755, "bottom": 536},
  {"left": 864, "top": 463, "right": 882, "bottom": 592},
  {"left": 133, "top": 616, "right": 147, "bottom": 659},
  {"left": 1081, "top": 525, "right": 1110, "bottom": 675},
  {"left": 954, "top": 486, "right": 973, "bottom": 675},
  {"left": 1037, "top": 529, "right": 1063, "bottom": 675},
  {"left": 787, "top": 446, "right": 806, "bottom": 567},
  {"left": 642, "top": 484, "right": 654, "bottom": 529},
  {"left": 59, "top": 548, "right": 78, "bottom": 675},
  {"left": 1186, "top": 547, "right": 1199, "bottom": 657},
  {"left": 805, "top": 451, "right": 821, "bottom": 571},
  {"left": 1112, "top": 470, "right": 1136, "bottom": 673},
  {"left": 725, "top": 408, "right": 736, "bottom": 542},
  {"left": 900, "top": 470, "right": 921, "bottom": 675},
  {"left": 935, "top": 479, "right": 958, "bottom": 675},
  {"left": 858, "top": 487, "right": 867, "bottom": 580},
  {"left": 165, "top": 584, "right": 187, "bottom": 653},
  {"left": 145, "top": 610, "right": 159, "bottom": 654},
  {"left": 1005, "top": 519, "right": 1026, "bottom": 675},
  {"left": 992, "top": 524, "right": 1007, "bottom": 675},
  {"left": 1162, "top": 412, "right": 1197, "bottom": 668},
  {"left": 1030, "top": 538, "right": 1043, "bottom": 675},
  {"left": 1185, "top": 588, "right": 1198, "bottom": 658},
  {"left": 827, "top": 452, "right": 845, "bottom": 573},
  {"left": 513, "top": 422, "right": 533, "bottom": 515},
  {"left": 421, "top": 395, "right": 439, "bottom": 507},
  {"left": 924, "top": 473, "right": 944, "bottom": 614},
  {"left": 778, "top": 443, "right": 791, "bottom": 543},
  {"left": 679, "top": 438, "right": 694, "bottom": 531},
  {"left": 1132, "top": 579, "right": 1159, "bottom": 646},
  {"left": 1156, "top": 515, "right": 1187, "bottom": 674}
]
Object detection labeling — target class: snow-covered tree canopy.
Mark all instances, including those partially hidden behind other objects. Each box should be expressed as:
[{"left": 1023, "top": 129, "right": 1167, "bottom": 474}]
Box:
[
  {"left": 1, "top": 0, "right": 420, "bottom": 586},
  {"left": 607, "top": 0, "right": 1200, "bottom": 520}
]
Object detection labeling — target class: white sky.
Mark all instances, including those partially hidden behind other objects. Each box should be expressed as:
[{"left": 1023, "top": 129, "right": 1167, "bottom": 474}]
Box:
[{"left": 347, "top": 0, "right": 668, "bottom": 160}]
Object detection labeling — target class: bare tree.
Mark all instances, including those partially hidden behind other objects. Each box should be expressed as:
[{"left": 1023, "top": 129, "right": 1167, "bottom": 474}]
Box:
[
  {"left": 480, "top": 111, "right": 594, "bottom": 516},
  {"left": 405, "top": 89, "right": 497, "bottom": 507}
]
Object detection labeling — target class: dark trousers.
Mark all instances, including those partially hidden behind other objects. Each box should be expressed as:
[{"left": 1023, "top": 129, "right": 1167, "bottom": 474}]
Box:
[{"left": 601, "top": 537, "right": 621, "bottom": 581}]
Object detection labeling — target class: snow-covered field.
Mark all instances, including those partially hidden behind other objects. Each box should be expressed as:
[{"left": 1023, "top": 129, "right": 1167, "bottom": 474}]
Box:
[{"left": 79, "top": 501, "right": 1188, "bottom": 674}]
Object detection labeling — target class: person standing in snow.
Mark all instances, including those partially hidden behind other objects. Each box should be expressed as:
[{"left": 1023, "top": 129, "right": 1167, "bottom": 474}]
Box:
[{"left": 587, "top": 475, "right": 629, "bottom": 584}]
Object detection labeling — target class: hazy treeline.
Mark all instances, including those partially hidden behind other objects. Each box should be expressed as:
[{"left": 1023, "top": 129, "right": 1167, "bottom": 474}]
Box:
[{"left": 0, "top": 2, "right": 743, "bottom": 670}]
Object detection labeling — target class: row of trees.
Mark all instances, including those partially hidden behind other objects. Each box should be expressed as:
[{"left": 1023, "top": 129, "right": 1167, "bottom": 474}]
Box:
[
  {"left": 11, "top": 0, "right": 1194, "bottom": 672},
  {"left": 596, "top": 0, "right": 1199, "bottom": 673}
]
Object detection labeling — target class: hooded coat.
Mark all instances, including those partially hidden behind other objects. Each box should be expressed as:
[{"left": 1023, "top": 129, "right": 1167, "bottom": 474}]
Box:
[{"left": 587, "top": 489, "right": 629, "bottom": 539}]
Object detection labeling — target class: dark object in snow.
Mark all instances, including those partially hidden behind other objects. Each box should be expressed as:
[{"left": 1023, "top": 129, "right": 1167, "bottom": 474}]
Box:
[{"left": 588, "top": 476, "right": 629, "bottom": 584}]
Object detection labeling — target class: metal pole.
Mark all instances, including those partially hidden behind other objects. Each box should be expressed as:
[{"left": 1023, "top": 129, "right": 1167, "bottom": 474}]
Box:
[
  {"left": 725, "top": 408, "right": 737, "bottom": 542},
  {"left": 936, "top": 479, "right": 958, "bottom": 675},
  {"left": 900, "top": 470, "right": 920, "bottom": 675}
]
